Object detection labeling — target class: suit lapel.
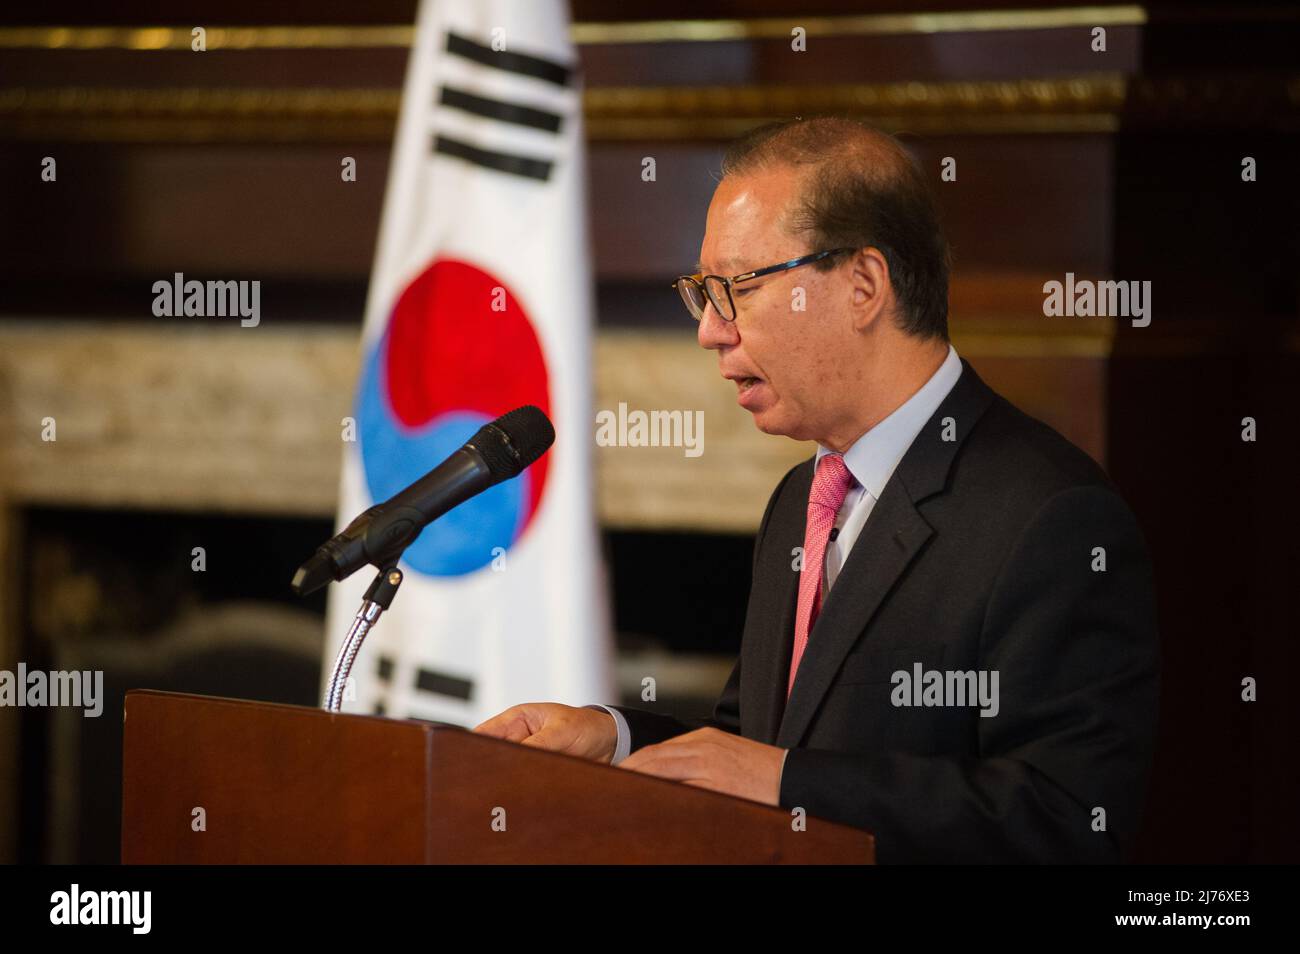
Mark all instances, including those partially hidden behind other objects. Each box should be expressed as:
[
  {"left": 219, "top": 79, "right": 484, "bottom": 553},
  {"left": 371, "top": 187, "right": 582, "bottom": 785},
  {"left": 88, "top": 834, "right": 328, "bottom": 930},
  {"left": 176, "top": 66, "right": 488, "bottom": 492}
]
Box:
[
  {"left": 775, "top": 486, "right": 933, "bottom": 748},
  {"left": 742, "top": 462, "right": 809, "bottom": 745},
  {"left": 772, "top": 358, "right": 996, "bottom": 749}
]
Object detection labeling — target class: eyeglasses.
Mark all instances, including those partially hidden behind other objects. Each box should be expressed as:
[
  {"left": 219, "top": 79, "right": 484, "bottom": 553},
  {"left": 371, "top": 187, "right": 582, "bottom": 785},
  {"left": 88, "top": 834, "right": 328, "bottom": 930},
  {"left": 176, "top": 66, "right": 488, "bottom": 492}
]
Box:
[{"left": 672, "top": 248, "right": 855, "bottom": 322}]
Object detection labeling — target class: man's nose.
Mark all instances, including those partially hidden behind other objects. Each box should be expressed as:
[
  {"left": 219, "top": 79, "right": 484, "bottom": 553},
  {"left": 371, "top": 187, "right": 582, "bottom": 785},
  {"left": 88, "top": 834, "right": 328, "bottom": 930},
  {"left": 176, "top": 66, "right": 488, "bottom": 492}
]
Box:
[{"left": 697, "top": 301, "right": 739, "bottom": 351}]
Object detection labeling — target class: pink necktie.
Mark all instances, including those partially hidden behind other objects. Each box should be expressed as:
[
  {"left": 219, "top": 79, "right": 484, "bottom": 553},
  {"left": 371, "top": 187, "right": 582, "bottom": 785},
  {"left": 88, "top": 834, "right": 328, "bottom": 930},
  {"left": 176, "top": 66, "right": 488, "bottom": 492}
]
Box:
[{"left": 787, "top": 453, "right": 855, "bottom": 699}]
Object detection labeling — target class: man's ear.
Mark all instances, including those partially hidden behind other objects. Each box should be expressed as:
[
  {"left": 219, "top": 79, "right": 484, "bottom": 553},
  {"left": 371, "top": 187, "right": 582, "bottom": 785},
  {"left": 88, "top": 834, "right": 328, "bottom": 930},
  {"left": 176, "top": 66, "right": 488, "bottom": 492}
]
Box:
[{"left": 850, "top": 247, "right": 891, "bottom": 333}]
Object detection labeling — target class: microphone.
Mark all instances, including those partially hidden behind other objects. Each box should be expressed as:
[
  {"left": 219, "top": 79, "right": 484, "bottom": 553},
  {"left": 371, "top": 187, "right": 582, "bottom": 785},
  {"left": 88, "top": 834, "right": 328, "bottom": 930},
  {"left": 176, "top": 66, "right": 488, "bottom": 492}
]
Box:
[{"left": 291, "top": 405, "right": 554, "bottom": 596}]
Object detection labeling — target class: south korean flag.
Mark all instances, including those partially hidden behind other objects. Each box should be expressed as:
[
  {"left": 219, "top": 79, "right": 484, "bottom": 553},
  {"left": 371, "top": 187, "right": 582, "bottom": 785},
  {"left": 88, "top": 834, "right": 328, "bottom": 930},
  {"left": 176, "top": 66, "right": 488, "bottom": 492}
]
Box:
[{"left": 323, "top": 0, "right": 614, "bottom": 726}]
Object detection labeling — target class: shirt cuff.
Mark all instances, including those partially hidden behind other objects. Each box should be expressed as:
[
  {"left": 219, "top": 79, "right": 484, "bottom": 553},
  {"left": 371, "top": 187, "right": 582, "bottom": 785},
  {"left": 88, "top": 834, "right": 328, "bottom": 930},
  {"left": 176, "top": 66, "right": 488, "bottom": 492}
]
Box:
[{"left": 584, "top": 704, "right": 632, "bottom": 764}]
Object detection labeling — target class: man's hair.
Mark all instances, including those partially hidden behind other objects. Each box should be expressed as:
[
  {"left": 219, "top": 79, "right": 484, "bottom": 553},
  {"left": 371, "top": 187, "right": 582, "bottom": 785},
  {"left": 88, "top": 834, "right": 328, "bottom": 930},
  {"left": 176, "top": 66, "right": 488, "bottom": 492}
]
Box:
[{"left": 721, "top": 117, "right": 950, "bottom": 341}]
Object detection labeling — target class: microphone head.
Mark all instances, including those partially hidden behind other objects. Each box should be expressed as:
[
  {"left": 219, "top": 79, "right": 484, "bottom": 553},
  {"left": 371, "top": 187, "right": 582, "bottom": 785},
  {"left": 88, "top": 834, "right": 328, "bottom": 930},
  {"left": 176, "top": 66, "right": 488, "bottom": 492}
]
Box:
[
  {"left": 470, "top": 405, "right": 555, "bottom": 479},
  {"left": 290, "top": 550, "right": 336, "bottom": 597}
]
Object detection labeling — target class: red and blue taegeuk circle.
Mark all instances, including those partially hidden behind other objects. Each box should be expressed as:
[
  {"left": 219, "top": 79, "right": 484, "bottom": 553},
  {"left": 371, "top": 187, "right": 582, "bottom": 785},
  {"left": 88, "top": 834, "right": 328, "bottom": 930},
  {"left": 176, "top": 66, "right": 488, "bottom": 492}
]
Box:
[{"left": 356, "top": 258, "right": 551, "bottom": 576}]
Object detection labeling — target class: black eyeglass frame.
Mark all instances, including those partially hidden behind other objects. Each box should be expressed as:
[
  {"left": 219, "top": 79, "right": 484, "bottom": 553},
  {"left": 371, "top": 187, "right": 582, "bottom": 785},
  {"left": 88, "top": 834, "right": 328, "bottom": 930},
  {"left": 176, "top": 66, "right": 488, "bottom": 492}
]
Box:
[{"left": 672, "top": 247, "right": 856, "bottom": 322}]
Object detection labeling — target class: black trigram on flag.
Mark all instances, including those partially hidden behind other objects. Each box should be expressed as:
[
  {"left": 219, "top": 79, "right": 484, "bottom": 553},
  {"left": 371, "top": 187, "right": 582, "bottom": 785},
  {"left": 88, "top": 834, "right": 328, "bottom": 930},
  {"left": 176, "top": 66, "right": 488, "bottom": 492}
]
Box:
[
  {"left": 372, "top": 654, "right": 473, "bottom": 720},
  {"left": 432, "top": 31, "right": 576, "bottom": 183}
]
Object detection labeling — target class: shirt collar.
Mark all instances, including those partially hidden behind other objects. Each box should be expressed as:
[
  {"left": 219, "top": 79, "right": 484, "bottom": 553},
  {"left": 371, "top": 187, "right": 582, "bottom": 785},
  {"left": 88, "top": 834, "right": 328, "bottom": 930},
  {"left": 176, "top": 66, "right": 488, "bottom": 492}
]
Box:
[{"left": 815, "top": 344, "right": 964, "bottom": 500}]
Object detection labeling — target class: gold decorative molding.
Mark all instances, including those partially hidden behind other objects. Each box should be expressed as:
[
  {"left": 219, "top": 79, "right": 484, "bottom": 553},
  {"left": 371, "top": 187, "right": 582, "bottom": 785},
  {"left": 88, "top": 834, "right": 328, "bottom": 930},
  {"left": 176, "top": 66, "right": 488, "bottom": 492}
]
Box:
[
  {"left": 0, "top": 74, "right": 1216, "bottom": 142},
  {"left": 0, "top": 25, "right": 414, "bottom": 51},
  {"left": 583, "top": 75, "right": 1299, "bottom": 137},
  {"left": 571, "top": 8, "right": 1147, "bottom": 44},
  {"left": 585, "top": 77, "right": 1127, "bottom": 138},
  {"left": 4, "top": 73, "right": 1295, "bottom": 142},
  {"left": 2, "top": 7, "right": 1294, "bottom": 53},
  {"left": 952, "top": 320, "right": 1114, "bottom": 359},
  {"left": 0, "top": 9, "right": 1150, "bottom": 51},
  {"left": 0, "top": 86, "right": 402, "bottom": 143}
]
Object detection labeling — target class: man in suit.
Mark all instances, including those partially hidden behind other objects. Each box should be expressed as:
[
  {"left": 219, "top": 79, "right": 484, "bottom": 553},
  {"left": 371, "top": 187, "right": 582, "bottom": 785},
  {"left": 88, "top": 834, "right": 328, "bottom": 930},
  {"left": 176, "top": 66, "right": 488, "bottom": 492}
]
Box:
[{"left": 475, "top": 117, "right": 1159, "bottom": 863}]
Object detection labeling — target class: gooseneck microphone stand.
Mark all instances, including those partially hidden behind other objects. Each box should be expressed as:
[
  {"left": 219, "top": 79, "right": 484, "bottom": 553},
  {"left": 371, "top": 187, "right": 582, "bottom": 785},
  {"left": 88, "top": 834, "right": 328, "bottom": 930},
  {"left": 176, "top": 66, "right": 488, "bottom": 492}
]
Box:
[{"left": 322, "top": 563, "right": 404, "bottom": 712}]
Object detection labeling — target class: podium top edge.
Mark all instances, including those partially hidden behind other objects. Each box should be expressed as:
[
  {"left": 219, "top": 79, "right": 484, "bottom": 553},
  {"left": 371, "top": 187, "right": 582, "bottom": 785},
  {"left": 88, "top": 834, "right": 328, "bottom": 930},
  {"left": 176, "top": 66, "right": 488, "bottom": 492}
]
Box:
[{"left": 122, "top": 688, "right": 467, "bottom": 732}]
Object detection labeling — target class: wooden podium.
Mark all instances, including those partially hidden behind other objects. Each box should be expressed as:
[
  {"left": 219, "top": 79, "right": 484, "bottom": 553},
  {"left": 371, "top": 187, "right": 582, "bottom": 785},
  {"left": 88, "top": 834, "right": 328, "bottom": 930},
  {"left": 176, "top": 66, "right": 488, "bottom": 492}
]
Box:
[{"left": 121, "top": 690, "right": 874, "bottom": 864}]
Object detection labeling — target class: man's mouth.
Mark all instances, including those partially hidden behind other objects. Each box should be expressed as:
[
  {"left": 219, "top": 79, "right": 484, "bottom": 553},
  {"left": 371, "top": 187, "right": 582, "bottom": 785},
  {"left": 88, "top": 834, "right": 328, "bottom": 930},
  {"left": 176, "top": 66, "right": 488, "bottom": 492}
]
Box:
[{"left": 735, "top": 376, "right": 762, "bottom": 392}]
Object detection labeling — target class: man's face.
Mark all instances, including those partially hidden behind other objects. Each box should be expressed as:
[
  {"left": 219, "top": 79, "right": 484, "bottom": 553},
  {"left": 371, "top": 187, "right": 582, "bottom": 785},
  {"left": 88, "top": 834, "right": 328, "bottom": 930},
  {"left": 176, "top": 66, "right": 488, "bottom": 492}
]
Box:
[{"left": 696, "top": 167, "right": 855, "bottom": 442}]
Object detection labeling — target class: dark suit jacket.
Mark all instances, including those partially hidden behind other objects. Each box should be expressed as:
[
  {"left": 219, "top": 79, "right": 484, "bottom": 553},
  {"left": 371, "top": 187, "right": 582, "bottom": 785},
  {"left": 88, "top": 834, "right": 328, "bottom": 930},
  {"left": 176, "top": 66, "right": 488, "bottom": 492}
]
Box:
[{"left": 612, "top": 359, "right": 1160, "bottom": 863}]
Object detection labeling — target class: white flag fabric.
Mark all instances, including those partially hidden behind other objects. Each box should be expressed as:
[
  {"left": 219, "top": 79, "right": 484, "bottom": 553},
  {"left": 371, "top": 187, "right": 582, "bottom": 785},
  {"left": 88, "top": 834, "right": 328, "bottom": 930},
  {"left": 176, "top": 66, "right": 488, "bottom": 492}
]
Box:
[{"left": 323, "top": 0, "right": 613, "bottom": 725}]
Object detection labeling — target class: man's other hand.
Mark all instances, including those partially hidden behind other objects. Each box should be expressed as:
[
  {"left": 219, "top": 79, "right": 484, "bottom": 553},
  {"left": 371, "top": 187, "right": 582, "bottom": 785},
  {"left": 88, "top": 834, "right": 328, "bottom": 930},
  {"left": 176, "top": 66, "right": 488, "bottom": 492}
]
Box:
[
  {"left": 618, "top": 728, "right": 785, "bottom": 806},
  {"left": 473, "top": 703, "right": 617, "bottom": 763}
]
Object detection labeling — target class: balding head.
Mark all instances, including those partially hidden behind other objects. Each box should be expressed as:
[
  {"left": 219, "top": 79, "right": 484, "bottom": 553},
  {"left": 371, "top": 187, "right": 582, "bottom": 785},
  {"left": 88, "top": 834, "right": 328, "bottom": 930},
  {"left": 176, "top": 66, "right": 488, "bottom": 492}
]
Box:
[
  {"left": 692, "top": 117, "right": 952, "bottom": 450},
  {"left": 720, "top": 117, "right": 950, "bottom": 340}
]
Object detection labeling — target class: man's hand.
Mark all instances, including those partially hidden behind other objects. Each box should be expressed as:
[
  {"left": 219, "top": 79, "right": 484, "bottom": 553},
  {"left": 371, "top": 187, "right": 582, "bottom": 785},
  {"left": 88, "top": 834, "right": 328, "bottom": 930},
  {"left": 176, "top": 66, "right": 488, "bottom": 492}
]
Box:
[
  {"left": 617, "top": 728, "right": 786, "bottom": 806},
  {"left": 473, "top": 703, "right": 618, "bottom": 763}
]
